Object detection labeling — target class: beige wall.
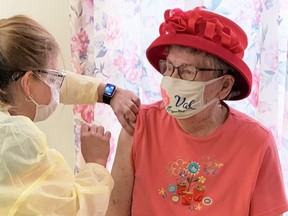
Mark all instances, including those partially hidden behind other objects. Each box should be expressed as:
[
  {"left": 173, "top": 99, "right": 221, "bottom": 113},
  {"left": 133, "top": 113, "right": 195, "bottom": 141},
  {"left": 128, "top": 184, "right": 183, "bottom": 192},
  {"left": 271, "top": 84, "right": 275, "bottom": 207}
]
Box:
[{"left": 0, "top": 0, "right": 76, "bottom": 168}]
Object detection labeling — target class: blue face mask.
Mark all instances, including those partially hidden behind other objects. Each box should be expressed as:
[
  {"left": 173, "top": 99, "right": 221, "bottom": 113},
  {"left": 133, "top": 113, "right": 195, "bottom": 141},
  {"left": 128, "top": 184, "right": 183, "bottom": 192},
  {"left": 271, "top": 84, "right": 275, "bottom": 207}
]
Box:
[{"left": 160, "top": 76, "right": 223, "bottom": 119}]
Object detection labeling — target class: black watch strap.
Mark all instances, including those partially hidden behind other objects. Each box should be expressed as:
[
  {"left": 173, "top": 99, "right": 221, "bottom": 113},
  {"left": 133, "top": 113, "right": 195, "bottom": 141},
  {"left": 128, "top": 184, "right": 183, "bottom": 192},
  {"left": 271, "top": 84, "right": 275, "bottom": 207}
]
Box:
[
  {"left": 102, "top": 83, "right": 117, "bottom": 105},
  {"left": 103, "top": 94, "right": 112, "bottom": 104}
]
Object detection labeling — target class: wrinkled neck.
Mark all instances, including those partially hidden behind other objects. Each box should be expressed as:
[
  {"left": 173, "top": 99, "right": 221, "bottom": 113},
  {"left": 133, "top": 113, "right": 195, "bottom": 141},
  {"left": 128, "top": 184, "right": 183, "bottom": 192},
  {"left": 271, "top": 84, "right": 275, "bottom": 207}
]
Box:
[{"left": 177, "top": 102, "right": 228, "bottom": 137}]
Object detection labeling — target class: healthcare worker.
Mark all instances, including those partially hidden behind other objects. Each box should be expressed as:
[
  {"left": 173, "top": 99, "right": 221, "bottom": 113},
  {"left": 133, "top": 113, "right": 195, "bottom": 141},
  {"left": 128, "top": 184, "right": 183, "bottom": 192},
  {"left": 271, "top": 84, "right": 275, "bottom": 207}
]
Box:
[{"left": 0, "top": 14, "right": 139, "bottom": 215}]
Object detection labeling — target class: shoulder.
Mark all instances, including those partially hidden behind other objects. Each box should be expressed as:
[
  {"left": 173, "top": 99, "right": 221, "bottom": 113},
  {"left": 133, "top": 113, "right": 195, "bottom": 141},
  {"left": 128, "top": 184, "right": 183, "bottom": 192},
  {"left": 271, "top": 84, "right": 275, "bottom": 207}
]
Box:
[
  {"left": 140, "top": 100, "right": 164, "bottom": 111},
  {"left": 0, "top": 113, "right": 49, "bottom": 183},
  {"left": 227, "top": 106, "right": 274, "bottom": 147},
  {"left": 138, "top": 100, "right": 166, "bottom": 118},
  {"left": 133, "top": 100, "right": 171, "bottom": 147},
  {"left": 1, "top": 113, "right": 43, "bottom": 134},
  {"left": 228, "top": 106, "right": 270, "bottom": 133},
  {"left": 0, "top": 112, "right": 47, "bottom": 151},
  {"left": 136, "top": 100, "right": 168, "bottom": 129}
]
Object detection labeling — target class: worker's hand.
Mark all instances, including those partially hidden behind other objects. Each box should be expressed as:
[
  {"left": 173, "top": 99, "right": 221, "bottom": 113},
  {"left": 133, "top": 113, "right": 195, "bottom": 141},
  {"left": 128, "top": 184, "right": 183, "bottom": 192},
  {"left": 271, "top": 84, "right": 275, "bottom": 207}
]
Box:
[
  {"left": 110, "top": 88, "right": 140, "bottom": 135},
  {"left": 80, "top": 124, "right": 111, "bottom": 167}
]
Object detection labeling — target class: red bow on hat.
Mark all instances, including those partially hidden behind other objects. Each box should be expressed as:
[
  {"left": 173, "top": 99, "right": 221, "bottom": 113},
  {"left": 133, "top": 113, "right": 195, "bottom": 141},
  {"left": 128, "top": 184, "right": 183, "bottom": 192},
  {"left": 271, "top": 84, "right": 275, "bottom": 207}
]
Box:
[{"left": 159, "top": 7, "right": 245, "bottom": 57}]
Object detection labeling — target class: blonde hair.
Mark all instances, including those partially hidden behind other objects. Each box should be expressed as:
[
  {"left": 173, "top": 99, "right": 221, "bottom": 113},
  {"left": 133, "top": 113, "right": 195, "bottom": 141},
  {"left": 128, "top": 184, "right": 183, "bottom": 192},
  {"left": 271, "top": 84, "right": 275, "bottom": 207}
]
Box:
[{"left": 0, "top": 15, "right": 60, "bottom": 108}]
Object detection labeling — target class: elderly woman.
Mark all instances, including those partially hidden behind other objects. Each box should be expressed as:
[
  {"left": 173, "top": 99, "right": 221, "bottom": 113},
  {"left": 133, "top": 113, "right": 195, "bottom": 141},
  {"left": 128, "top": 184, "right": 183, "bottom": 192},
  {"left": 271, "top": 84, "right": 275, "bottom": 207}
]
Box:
[{"left": 107, "top": 7, "right": 288, "bottom": 216}]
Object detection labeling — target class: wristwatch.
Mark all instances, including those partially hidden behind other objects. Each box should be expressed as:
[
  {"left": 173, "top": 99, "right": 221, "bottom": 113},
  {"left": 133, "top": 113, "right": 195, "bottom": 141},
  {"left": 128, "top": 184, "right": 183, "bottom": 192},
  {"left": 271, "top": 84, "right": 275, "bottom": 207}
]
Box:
[{"left": 102, "top": 83, "right": 117, "bottom": 105}]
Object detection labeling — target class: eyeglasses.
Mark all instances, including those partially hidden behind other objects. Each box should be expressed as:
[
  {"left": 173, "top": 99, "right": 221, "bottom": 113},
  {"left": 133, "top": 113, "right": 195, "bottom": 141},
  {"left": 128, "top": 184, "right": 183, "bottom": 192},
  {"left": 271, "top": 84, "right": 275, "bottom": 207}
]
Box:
[
  {"left": 12, "top": 69, "right": 65, "bottom": 90},
  {"left": 159, "top": 60, "right": 224, "bottom": 81},
  {"left": 34, "top": 69, "right": 65, "bottom": 90}
]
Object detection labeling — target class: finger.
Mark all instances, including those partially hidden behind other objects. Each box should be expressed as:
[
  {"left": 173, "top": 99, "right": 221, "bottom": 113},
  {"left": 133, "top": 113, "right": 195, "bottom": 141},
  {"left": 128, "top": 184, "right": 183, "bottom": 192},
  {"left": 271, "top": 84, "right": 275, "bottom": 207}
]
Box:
[
  {"left": 125, "top": 123, "right": 135, "bottom": 136},
  {"left": 104, "top": 131, "right": 112, "bottom": 140},
  {"left": 117, "top": 114, "right": 133, "bottom": 134},
  {"left": 97, "top": 125, "right": 105, "bottom": 135},
  {"left": 124, "top": 108, "right": 137, "bottom": 123},
  {"left": 129, "top": 121, "right": 136, "bottom": 129},
  {"left": 80, "top": 124, "right": 90, "bottom": 134},
  {"left": 128, "top": 102, "right": 139, "bottom": 116},
  {"left": 90, "top": 125, "right": 98, "bottom": 133},
  {"left": 129, "top": 111, "right": 137, "bottom": 123},
  {"left": 127, "top": 113, "right": 137, "bottom": 135},
  {"left": 131, "top": 95, "right": 141, "bottom": 107},
  {"left": 123, "top": 118, "right": 135, "bottom": 135}
]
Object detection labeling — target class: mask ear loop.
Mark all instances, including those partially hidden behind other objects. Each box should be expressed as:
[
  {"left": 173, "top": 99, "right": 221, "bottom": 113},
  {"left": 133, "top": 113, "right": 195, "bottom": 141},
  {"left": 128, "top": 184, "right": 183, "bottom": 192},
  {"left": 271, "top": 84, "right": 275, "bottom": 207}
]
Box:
[{"left": 25, "top": 95, "right": 32, "bottom": 102}]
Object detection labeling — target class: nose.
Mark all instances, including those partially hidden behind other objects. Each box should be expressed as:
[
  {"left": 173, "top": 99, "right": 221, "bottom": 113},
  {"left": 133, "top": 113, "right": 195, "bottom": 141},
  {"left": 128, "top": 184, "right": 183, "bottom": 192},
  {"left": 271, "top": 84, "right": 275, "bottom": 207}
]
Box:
[{"left": 170, "top": 68, "right": 180, "bottom": 79}]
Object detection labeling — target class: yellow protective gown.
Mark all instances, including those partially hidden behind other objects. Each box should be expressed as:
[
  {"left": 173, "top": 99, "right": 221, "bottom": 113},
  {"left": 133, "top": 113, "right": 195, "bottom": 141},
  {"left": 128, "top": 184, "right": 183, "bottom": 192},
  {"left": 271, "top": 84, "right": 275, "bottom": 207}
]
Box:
[
  {"left": 0, "top": 111, "right": 114, "bottom": 216},
  {"left": 0, "top": 72, "right": 114, "bottom": 215},
  {"left": 60, "top": 70, "right": 101, "bottom": 105}
]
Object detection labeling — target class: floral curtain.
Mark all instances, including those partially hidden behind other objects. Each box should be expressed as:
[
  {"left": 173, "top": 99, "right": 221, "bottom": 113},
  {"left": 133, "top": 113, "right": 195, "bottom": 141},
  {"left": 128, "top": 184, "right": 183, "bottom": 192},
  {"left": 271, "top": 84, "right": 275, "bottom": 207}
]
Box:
[
  {"left": 70, "top": 0, "right": 96, "bottom": 172},
  {"left": 70, "top": 0, "right": 288, "bottom": 202}
]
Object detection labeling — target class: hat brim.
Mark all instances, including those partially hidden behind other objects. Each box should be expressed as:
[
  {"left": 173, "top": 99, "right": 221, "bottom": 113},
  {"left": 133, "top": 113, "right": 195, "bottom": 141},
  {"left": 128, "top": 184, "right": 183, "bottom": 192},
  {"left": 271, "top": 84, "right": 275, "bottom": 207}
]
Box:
[{"left": 146, "top": 34, "right": 252, "bottom": 100}]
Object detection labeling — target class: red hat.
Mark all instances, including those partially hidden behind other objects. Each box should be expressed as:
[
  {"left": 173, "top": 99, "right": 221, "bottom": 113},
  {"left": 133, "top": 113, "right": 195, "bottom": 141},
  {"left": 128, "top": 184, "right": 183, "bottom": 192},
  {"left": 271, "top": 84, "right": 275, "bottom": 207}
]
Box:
[{"left": 146, "top": 7, "right": 252, "bottom": 100}]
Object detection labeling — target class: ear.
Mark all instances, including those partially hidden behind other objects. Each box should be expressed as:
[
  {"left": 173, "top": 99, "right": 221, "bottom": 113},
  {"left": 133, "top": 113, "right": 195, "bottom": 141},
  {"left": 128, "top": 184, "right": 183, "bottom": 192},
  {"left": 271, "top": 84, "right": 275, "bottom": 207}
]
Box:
[
  {"left": 219, "top": 75, "right": 235, "bottom": 100},
  {"left": 20, "top": 71, "right": 34, "bottom": 96}
]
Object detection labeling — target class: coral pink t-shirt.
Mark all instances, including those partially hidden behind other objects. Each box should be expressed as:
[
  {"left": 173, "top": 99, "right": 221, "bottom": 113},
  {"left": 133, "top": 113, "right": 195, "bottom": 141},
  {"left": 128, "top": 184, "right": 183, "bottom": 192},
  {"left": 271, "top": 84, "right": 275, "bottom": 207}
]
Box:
[{"left": 131, "top": 101, "right": 288, "bottom": 216}]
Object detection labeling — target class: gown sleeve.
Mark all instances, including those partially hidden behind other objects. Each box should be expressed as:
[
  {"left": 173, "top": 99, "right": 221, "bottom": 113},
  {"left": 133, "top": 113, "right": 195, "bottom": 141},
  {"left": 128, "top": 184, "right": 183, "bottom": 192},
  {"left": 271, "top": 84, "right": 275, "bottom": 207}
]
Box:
[{"left": 60, "top": 70, "right": 102, "bottom": 105}]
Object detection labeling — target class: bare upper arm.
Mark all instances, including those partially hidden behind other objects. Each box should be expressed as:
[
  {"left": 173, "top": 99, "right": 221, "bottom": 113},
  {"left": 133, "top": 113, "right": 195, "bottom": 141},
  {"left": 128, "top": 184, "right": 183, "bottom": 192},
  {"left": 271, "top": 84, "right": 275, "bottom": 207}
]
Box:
[{"left": 106, "top": 128, "right": 134, "bottom": 216}]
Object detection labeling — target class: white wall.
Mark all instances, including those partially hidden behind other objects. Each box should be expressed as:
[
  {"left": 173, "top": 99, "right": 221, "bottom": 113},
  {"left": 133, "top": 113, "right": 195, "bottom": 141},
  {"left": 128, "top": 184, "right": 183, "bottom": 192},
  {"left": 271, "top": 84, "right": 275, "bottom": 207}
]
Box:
[{"left": 0, "top": 0, "right": 76, "bottom": 168}]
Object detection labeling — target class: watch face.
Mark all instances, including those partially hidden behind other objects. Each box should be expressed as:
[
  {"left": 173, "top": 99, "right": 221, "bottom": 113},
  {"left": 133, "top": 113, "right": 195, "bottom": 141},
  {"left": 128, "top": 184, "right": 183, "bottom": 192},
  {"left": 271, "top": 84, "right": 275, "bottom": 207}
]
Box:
[{"left": 104, "top": 84, "right": 116, "bottom": 96}]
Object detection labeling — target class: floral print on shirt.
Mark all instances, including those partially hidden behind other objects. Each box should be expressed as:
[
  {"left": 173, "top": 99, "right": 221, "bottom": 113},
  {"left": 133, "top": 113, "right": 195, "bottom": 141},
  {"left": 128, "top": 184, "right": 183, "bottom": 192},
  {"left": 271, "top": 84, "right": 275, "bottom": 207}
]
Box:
[{"left": 158, "top": 156, "right": 223, "bottom": 211}]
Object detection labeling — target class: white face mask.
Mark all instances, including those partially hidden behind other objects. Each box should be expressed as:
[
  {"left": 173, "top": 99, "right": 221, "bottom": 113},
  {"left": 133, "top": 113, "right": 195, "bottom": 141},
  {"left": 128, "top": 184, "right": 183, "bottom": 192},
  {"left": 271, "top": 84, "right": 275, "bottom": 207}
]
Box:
[
  {"left": 28, "top": 87, "right": 59, "bottom": 122},
  {"left": 160, "top": 76, "right": 223, "bottom": 119}
]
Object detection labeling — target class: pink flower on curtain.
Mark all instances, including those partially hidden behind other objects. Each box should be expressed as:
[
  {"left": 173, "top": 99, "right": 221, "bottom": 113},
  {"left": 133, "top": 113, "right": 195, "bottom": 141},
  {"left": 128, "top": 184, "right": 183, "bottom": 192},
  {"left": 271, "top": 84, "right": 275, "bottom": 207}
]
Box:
[
  {"left": 113, "top": 52, "right": 141, "bottom": 84},
  {"left": 234, "top": 0, "right": 262, "bottom": 27},
  {"left": 251, "top": 0, "right": 263, "bottom": 26},
  {"left": 73, "top": 104, "right": 94, "bottom": 123},
  {"left": 126, "top": 68, "right": 141, "bottom": 84},
  {"left": 86, "top": 0, "right": 93, "bottom": 8},
  {"left": 105, "top": 19, "right": 121, "bottom": 41},
  {"left": 113, "top": 55, "right": 125, "bottom": 72},
  {"left": 263, "top": 43, "right": 279, "bottom": 71},
  {"left": 71, "top": 29, "right": 89, "bottom": 59}
]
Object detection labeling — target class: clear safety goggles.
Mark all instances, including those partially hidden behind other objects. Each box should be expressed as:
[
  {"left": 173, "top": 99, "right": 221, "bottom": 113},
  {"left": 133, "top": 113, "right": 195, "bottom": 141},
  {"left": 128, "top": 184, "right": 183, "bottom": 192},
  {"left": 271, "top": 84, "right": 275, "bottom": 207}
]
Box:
[
  {"left": 33, "top": 69, "right": 66, "bottom": 90},
  {"left": 12, "top": 69, "right": 66, "bottom": 90}
]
